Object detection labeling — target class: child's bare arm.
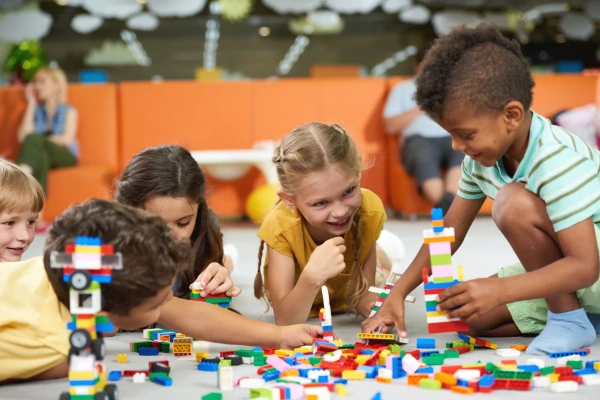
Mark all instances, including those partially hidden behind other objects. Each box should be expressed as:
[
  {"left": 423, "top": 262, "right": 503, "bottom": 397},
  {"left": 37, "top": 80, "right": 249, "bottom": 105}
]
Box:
[
  {"left": 158, "top": 297, "right": 321, "bottom": 349},
  {"left": 268, "top": 247, "right": 321, "bottom": 325},
  {"left": 356, "top": 244, "right": 379, "bottom": 318},
  {"left": 0, "top": 360, "right": 68, "bottom": 385},
  {"left": 362, "top": 196, "right": 486, "bottom": 334}
]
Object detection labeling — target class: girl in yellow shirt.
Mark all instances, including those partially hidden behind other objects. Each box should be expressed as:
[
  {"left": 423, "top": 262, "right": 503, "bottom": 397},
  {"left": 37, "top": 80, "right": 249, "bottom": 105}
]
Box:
[{"left": 254, "top": 123, "right": 389, "bottom": 325}]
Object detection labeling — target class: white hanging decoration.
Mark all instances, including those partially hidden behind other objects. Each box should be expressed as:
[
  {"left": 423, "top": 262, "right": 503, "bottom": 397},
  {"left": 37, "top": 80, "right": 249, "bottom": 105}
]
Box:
[
  {"left": 585, "top": 1, "right": 600, "bottom": 21},
  {"left": 382, "top": 0, "right": 411, "bottom": 14},
  {"left": 0, "top": 9, "right": 53, "bottom": 42},
  {"left": 71, "top": 14, "right": 103, "bottom": 34},
  {"left": 559, "top": 13, "right": 595, "bottom": 41},
  {"left": 400, "top": 5, "right": 430, "bottom": 24},
  {"left": 307, "top": 10, "right": 342, "bottom": 30},
  {"left": 82, "top": 0, "right": 142, "bottom": 20},
  {"left": 147, "top": 0, "right": 207, "bottom": 17},
  {"left": 324, "top": 0, "right": 382, "bottom": 14},
  {"left": 262, "top": 0, "right": 323, "bottom": 14},
  {"left": 126, "top": 12, "right": 160, "bottom": 31},
  {"left": 432, "top": 10, "right": 482, "bottom": 36},
  {"left": 85, "top": 40, "right": 139, "bottom": 66}
]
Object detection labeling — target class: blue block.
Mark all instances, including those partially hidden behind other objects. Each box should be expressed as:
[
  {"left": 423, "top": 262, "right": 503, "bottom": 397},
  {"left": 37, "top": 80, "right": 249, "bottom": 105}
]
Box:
[
  {"left": 517, "top": 365, "right": 539, "bottom": 373},
  {"left": 139, "top": 347, "right": 159, "bottom": 356},
  {"left": 416, "top": 338, "right": 436, "bottom": 349},
  {"left": 108, "top": 371, "right": 122, "bottom": 381},
  {"left": 294, "top": 353, "right": 309, "bottom": 360},
  {"left": 197, "top": 362, "right": 219, "bottom": 372},
  {"left": 425, "top": 304, "right": 438, "bottom": 312},
  {"left": 75, "top": 236, "right": 101, "bottom": 245},
  {"left": 91, "top": 275, "right": 112, "bottom": 284},
  {"left": 322, "top": 325, "right": 333, "bottom": 332},
  {"left": 357, "top": 366, "right": 377, "bottom": 379},
  {"left": 69, "top": 379, "right": 99, "bottom": 386},
  {"left": 371, "top": 392, "right": 382, "bottom": 400},
  {"left": 416, "top": 367, "right": 434, "bottom": 374},
  {"left": 153, "top": 376, "right": 172, "bottom": 386},
  {"left": 431, "top": 208, "right": 443, "bottom": 221},
  {"left": 313, "top": 340, "right": 332, "bottom": 347},
  {"left": 361, "top": 349, "right": 375, "bottom": 355},
  {"left": 334, "top": 379, "right": 347, "bottom": 385},
  {"left": 95, "top": 322, "right": 115, "bottom": 333},
  {"left": 457, "top": 378, "right": 470, "bottom": 387},
  {"left": 253, "top": 346, "right": 263, "bottom": 352},
  {"left": 424, "top": 280, "right": 460, "bottom": 290},
  {"left": 284, "top": 357, "right": 295, "bottom": 366},
  {"left": 585, "top": 360, "right": 600, "bottom": 369},
  {"left": 549, "top": 350, "right": 588, "bottom": 358},
  {"left": 299, "top": 368, "right": 321, "bottom": 378},
  {"left": 281, "top": 387, "right": 290, "bottom": 398},
  {"left": 318, "top": 375, "right": 329, "bottom": 383},
  {"left": 478, "top": 374, "right": 495, "bottom": 387},
  {"left": 263, "top": 370, "right": 280, "bottom": 381},
  {"left": 574, "top": 369, "right": 598, "bottom": 376},
  {"left": 420, "top": 350, "right": 440, "bottom": 357}
]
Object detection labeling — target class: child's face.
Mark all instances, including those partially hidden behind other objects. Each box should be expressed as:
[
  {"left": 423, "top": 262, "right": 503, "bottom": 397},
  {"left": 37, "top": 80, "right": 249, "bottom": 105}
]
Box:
[
  {"left": 143, "top": 196, "right": 198, "bottom": 240},
  {"left": 436, "top": 105, "right": 514, "bottom": 168},
  {"left": 108, "top": 283, "right": 173, "bottom": 330},
  {"left": 290, "top": 164, "right": 361, "bottom": 240},
  {"left": 0, "top": 210, "right": 38, "bottom": 262}
]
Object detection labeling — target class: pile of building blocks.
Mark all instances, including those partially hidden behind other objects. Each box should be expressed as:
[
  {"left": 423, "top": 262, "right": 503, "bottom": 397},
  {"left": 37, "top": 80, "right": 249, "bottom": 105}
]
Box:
[
  {"left": 423, "top": 208, "right": 469, "bottom": 334},
  {"left": 50, "top": 236, "right": 123, "bottom": 400},
  {"left": 190, "top": 282, "right": 232, "bottom": 308}
]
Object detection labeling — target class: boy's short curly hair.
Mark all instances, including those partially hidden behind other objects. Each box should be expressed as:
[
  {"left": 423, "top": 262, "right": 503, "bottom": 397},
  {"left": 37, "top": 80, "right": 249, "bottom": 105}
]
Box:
[
  {"left": 415, "top": 23, "right": 535, "bottom": 121},
  {"left": 44, "top": 199, "right": 190, "bottom": 315}
]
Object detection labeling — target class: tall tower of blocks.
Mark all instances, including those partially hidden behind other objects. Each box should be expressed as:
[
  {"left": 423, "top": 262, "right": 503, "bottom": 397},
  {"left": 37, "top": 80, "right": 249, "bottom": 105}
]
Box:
[
  {"left": 423, "top": 208, "right": 468, "bottom": 334},
  {"left": 319, "top": 286, "right": 334, "bottom": 343}
]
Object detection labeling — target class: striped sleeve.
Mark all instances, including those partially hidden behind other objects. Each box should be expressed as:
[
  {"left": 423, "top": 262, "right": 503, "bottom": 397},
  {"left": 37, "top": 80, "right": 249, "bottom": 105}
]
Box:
[
  {"left": 457, "top": 158, "right": 486, "bottom": 200},
  {"left": 527, "top": 143, "right": 600, "bottom": 232}
]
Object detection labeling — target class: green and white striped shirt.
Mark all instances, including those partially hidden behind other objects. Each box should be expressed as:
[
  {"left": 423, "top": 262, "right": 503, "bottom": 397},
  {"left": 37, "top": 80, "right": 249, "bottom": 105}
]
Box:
[{"left": 458, "top": 111, "right": 600, "bottom": 232}]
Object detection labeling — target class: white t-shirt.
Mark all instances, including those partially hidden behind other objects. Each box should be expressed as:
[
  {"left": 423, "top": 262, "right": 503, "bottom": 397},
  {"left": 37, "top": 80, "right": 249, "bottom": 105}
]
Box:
[{"left": 383, "top": 79, "right": 449, "bottom": 139}]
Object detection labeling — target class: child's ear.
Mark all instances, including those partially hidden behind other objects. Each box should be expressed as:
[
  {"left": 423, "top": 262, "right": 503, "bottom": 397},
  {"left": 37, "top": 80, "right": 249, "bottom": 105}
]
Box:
[
  {"left": 276, "top": 188, "right": 295, "bottom": 209},
  {"left": 504, "top": 101, "right": 525, "bottom": 132}
]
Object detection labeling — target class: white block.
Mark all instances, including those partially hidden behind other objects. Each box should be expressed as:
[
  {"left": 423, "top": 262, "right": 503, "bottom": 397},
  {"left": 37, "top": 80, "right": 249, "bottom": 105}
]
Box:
[
  {"left": 218, "top": 365, "right": 233, "bottom": 391},
  {"left": 242, "top": 356, "right": 254, "bottom": 364},
  {"left": 454, "top": 369, "right": 480, "bottom": 381},
  {"left": 526, "top": 358, "right": 545, "bottom": 369},
  {"left": 550, "top": 381, "right": 578, "bottom": 393},
  {"left": 557, "top": 354, "right": 581, "bottom": 365},
  {"left": 192, "top": 340, "right": 210, "bottom": 353},
  {"left": 308, "top": 370, "right": 330, "bottom": 380},
  {"left": 378, "top": 368, "right": 392, "bottom": 379},
  {"left": 533, "top": 376, "right": 550, "bottom": 388},
  {"left": 583, "top": 375, "right": 600, "bottom": 385},
  {"left": 321, "top": 286, "right": 332, "bottom": 320},
  {"left": 269, "top": 388, "right": 282, "bottom": 400},
  {"left": 496, "top": 348, "right": 520, "bottom": 357},
  {"left": 323, "top": 350, "right": 342, "bottom": 362},
  {"left": 239, "top": 378, "right": 266, "bottom": 389},
  {"left": 304, "top": 387, "right": 331, "bottom": 400},
  {"left": 402, "top": 354, "right": 420, "bottom": 374},
  {"left": 191, "top": 282, "right": 203, "bottom": 290},
  {"left": 133, "top": 372, "right": 146, "bottom": 383},
  {"left": 70, "top": 354, "right": 96, "bottom": 372}
]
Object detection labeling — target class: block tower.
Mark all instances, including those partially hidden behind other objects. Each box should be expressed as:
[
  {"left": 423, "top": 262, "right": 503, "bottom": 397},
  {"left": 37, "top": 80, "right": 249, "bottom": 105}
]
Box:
[
  {"left": 50, "top": 236, "right": 123, "bottom": 400},
  {"left": 423, "top": 209, "right": 468, "bottom": 334},
  {"left": 319, "top": 286, "right": 334, "bottom": 342},
  {"left": 190, "top": 282, "right": 232, "bottom": 308}
]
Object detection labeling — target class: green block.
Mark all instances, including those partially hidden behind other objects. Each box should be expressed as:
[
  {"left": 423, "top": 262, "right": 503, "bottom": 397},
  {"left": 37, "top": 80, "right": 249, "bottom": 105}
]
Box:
[
  {"left": 371, "top": 305, "right": 380, "bottom": 312},
  {"left": 419, "top": 378, "right": 442, "bottom": 390},
  {"left": 515, "top": 371, "right": 533, "bottom": 380},
  {"left": 541, "top": 366, "right": 555, "bottom": 376},
  {"left": 159, "top": 342, "right": 171, "bottom": 353},
  {"left": 149, "top": 372, "right": 169, "bottom": 382},
  {"left": 338, "top": 344, "right": 355, "bottom": 349},
  {"left": 494, "top": 370, "right": 516, "bottom": 380},
  {"left": 426, "top": 301, "right": 439, "bottom": 308},
  {"left": 309, "top": 357, "right": 322, "bottom": 366},
  {"left": 190, "top": 293, "right": 201, "bottom": 299},
  {"left": 443, "top": 350, "right": 460, "bottom": 358},
  {"left": 433, "top": 276, "right": 454, "bottom": 283},
  {"left": 131, "top": 341, "right": 153, "bottom": 352},
  {"left": 95, "top": 315, "right": 110, "bottom": 324},
  {"left": 388, "top": 344, "right": 402, "bottom": 354},
  {"left": 566, "top": 360, "right": 583, "bottom": 370},
  {"left": 202, "top": 393, "right": 223, "bottom": 400},
  {"left": 430, "top": 254, "right": 452, "bottom": 266},
  {"left": 250, "top": 389, "right": 271, "bottom": 398},
  {"left": 379, "top": 292, "right": 388, "bottom": 299},
  {"left": 486, "top": 362, "right": 500, "bottom": 373},
  {"left": 69, "top": 396, "right": 95, "bottom": 400},
  {"left": 254, "top": 356, "right": 266, "bottom": 366},
  {"left": 446, "top": 342, "right": 453, "bottom": 349},
  {"left": 219, "top": 360, "right": 232, "bottom": 366},
  {"left": 235, "top": 349, "right": 254, "bottom": 357},
  {"left": 204, "top": 297, "right": 232, "bottom": 305},
  {"left": 423, "top": 355, "right": 445, "bottom": 366},
  {"left": 253, "top": 349, "right": 264, "bottom": 357}
]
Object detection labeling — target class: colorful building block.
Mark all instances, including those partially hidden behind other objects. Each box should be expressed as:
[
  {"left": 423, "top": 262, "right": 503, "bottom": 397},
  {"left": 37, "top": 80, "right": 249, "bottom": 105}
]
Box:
[{"left": 416, "top": 338, "right": 435, "bottom": 349}]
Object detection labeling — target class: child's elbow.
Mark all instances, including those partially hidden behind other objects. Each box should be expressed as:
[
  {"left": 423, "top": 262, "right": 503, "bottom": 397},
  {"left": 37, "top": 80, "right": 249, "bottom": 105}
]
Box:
[{"left": 580, "top": 259, "right": 600, "bottom": 287}]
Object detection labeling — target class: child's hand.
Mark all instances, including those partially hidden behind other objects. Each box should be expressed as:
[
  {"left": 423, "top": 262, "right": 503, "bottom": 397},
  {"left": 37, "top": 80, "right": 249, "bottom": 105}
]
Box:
[
  {"left": 278, "top": 324, "right": 323, "bottom": 349},
  {"left": 189, "top": 262, "right": 241, "bottom": 297},
  {"left": 361, "top": 288, "right": 408, "bottom": 337},
  {"left": 304, "top": 237, "right": 346, "bottom": 286},
  {"left": 436, "top": 277, "right": 503, "bottom": 323},
  {"left": 25, "top": 83, "right": 36, "bottom": 105}
]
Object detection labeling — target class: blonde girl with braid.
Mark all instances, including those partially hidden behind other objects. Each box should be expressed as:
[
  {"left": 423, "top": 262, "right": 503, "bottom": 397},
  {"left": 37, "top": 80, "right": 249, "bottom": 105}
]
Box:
[{"left": 254, "top": 123, "right": 388, "bottom": 325}]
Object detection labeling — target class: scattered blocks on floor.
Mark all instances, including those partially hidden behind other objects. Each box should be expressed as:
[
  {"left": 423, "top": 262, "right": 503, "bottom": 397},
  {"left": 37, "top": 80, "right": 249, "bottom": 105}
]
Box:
[
  {"left": 416, "top": 338, "right": 435, "bottom": 349},
  {"left": 496, "top": 348, "right": 520, "bottom": 357},
  {"left": 138, "top": 347, "right": 159, "bottom": 356}
]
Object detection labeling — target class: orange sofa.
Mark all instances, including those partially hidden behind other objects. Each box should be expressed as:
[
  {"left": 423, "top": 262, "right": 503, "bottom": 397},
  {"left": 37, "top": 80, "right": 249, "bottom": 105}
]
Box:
[
  {"left": 0, "top": 84, "right": 119, "bottom": 220},
  {"left": 386, "top": 74, "right": 599, "bottom": 216}
]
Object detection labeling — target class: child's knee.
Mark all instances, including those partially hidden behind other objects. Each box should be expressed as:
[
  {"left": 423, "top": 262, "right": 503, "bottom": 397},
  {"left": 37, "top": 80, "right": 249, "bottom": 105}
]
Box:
[{"left": 492, "top": 183, "right": 544, "bottom": 230}]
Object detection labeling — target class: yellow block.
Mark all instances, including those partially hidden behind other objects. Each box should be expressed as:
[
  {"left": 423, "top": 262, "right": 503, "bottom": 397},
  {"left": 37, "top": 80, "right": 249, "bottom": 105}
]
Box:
[
  {"left": 458, "top": 264, "right": 464, "bottom": 282},
  {"left": 275, "top": 349, "right": 294, "bottom": 357},
  {"left": 294, "top": 347, "right": 312, "bottom": 354},
  {"left": 281, "top": 370, "right": 299, "bottom": 377},
  {"left": 175, "top": 333, "right": 186, "bottom": 337},
  {"left": 501, "top": 364, "right": 517, "bottom": 370},
  {"left": 335, "top": 384, "right": 348, "bottom": 396},
  {"left": 195, "top": 67, "right": 222, "bottom": 81},
  {"left": 376, "top": 377, "right": 392, "bottom": 384},
  {"left": 195, "top": 352, "right": 209, "bottom": 362},
  {"left": 357, "top": 333, "right": 396, "bottom": 341},
  {"left": 432, "top": 220, "right": 444, "bottom": 227},
  {"left": 548, "top": 373, "right": 559, "bottom": 383},
  {"left": 117, "top": 354, "right": 127, "bottom": 363},
  {"left": 378, "top": 350, "right": 391, "bottom": 364},
  {"left": 74, "top": 245, "right": 101, "bottom": 254},
  {"left": 594, "top": 362, "right": 600, "bottom": 372},
  {"left": 355, "top": 355, "right": 371, "bottom": 365},
  {"left": 69, "top": 371, "right": 96, "bottom": 380},
  {"left": 76, "top": 317, "right": 96, "bottom": 330},
  {"left": 307, "top": 395, "right": 317, "bottom": 400},
  {"left": 333, "top": 339, "right": 343, "bottom": 347},
  {"left": 426, "top": 311, "right": 448, "bottom": 318},
  {"left": 342, "top": 370, "right": 366, "bottom": 380}
]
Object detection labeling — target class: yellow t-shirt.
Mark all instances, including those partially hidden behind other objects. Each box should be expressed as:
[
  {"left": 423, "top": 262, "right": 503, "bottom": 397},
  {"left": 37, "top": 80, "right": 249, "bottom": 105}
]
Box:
[
  {"left": 257, "top": 188, "right": 386, "bottom": 318},
  {"left": 0, "top": 256, "right": 71, "bottom": 381}
]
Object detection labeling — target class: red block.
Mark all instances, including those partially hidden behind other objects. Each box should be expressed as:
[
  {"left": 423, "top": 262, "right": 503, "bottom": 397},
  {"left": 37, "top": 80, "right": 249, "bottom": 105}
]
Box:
[
  {"left": 492, "top": 379, "right": 509, "bottom": 389},
  {"left": 442, "top": 382, "right": 454, "bottom": 390},
  {"left": 123, "top": 370, "right": 149, "bottom": 377},
  {"left": 330, "top": 368, "right": 343, "bottom": 377},
  {"left": 151, "top": 342, "right": 161, "bottom": 349},
  {"left": 468, "top": 381, "right": 479, "bottom": 391},
  {"left": 406, "top": 350, "right": 421, "bottom": 360},
  {"left": 303, "top": 383, "right": 334, "bottom": 392},
  {"left": 559, "top": 375, "right": 583, "bottom": 384},
  {"left": 440, "top": 365, "right": 462, "bottom": 374},
  {"left": 100, "top": 244, "right": 114, "bottom": 254},
  {"left": 507, "top": 379, "right": 532, "bottom": 391},
  {"left": 148, "top": 360, "right": 169, "bottom": 369},
  {"left": 262, "top": 348, "right": 276, "bottom": 355},
  {"left": 456, "top": 346, "right": 471, "bottom": 354},
  {"left": 65, "top": 244, "right": 75, "bottom": 253},
  {"left": 423, "top": 288, "right": 445, "bottom": 296},
  {"left": 501, "top": 360, "right": 517, "bottom": 365},
  {"left": 554, "top": 366, "right": 573, "bottom": 375},
  {"left": 422, "top": 268, "right": 429, "bottom": 284},
  {"left": 575, "top": 347, "right": 590, "bottom": 355},
  {"left": 257, "top": 365, "right": 272, "bottom": 375},
  {"left": 427, "top": 321, "right": 469, "bottom": 334},
  {"left": 365, "top": 350, "right": 382, "bottom": 367},
  {"left": 479, "top": 386, "right": 493, "bottom": 393},
  {"left": 220, "top": 351, "right": 235, "bottom": 358}
]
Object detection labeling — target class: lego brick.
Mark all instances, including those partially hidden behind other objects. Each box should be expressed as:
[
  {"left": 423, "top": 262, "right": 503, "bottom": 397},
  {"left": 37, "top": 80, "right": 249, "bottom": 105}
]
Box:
[
  {"left": 420, "top": 350, "right": 440, "bottom": 357},
  {"left": 416, "top": 338, "right": 436, "bottom": 349},
  {"left": 566, "top": 360, "right": 583, "bottom": 370},
  {"left": 496, "top": 348, "right": 520, "bottom": 357},
  {"left": 423, "top": 355, "right": 445, "bottom": 366},
  {"left": 427, "top": 320, "right": 469, "bottom": 334},
  {"left": 574, "top": 368, "right": 598, "bottom": 376},
  {"left": 133, "top": 372, "right": 146, "bottom": 383},
  {"left": 451, "top": 385, "right": 474, "bottom": 395},
  {"left": 550, "top": 381, "right": 579, "bottom": 393},
  {"left": 197, "top": 362, "right": 219, "bottom": 372},
  {"left": 558, "top": 375, "right": 583, "bottom": 384},
  {"left": 428, "top": 241, "right": 452, "bottom": 255},
  {"left": 201, "top": 393, "right": 223, "bottom": 400},
  {"left": 420, "top": 378, "right": 442, "bottom": 390},
  {"left": 138, "top": 347, "right": 159, "bottom": 356},
  {"left": 357, "top": 333, "right": 396, "bottom": 341},
  {"left": 341, "top": 370, "right": 366, "bottom": 380},
  {"left": 108, "top": 370, "right": 122, "bottom": 381},
  {"left": 510, "top": 345, "right": 528, "bottom": 352},
  {"left": 444, "top": 350, "right": 460, "bottom": 358},
  {"left": 116, "top": 354, "right": 127, "bottom": 363},
  {"left": 549, "top": 350, "right": 588, "bottom": 358},
  {"left": 408, "top": 374, "right": 430, "bottom": 386}
]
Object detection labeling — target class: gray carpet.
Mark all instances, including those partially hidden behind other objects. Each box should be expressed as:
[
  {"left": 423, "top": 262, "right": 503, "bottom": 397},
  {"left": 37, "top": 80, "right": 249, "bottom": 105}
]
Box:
[{"left": 2, "top": 218, "right": 598, "bottom": 399}]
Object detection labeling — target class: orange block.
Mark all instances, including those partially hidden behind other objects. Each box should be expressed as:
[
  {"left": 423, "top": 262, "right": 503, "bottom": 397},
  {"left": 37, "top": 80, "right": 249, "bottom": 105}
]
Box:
[
  {"left": 510, "top": 345, "right": 528, "bottom": 352},
  {"left": 376, "top": 377, "right": 392, "bottom": 384},
  {"left": 281, "top": 370, "right": 299, "bottom": 377},
  {"left": 451, "top": 386, "right": 474, "bottom": 395},
  {"left": 434, "top": 372, "right": 457, "bottom": 386},
  {"left": 407, "top": 374, "right": 429, "bottom": 386}
]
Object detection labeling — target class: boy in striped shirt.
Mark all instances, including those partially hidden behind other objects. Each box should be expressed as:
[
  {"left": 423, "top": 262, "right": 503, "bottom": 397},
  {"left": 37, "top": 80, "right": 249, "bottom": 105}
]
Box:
[{"left": 363, "top": 23, "right": 599, "bottom": 354}]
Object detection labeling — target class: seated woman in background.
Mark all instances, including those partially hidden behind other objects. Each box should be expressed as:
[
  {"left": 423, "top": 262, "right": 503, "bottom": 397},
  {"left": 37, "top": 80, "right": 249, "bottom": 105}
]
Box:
[{"left": 16, "top": 66, "right": 79, "bottom": 232}]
